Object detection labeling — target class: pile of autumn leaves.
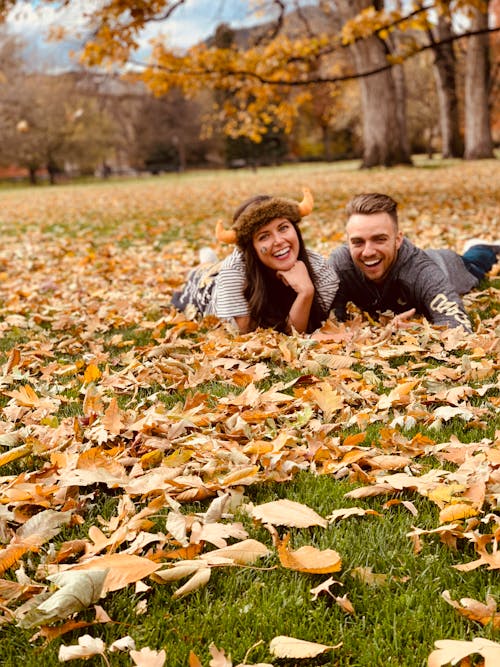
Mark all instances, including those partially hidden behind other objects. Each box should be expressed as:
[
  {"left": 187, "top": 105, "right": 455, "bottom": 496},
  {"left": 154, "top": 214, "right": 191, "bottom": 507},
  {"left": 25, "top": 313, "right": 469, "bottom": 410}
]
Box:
[{"left": 0, "top": 163, "right": 499, "bottom": 666}]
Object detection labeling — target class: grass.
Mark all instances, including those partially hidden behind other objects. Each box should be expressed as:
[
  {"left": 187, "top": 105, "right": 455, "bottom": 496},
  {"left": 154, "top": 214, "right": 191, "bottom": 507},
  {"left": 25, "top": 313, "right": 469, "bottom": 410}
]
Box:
[
  {"left": 0, "top": 159, "right": 499, "bottom": 666},
  {"left": 1, "top": 475, "right": 497, "bottom": 666}
]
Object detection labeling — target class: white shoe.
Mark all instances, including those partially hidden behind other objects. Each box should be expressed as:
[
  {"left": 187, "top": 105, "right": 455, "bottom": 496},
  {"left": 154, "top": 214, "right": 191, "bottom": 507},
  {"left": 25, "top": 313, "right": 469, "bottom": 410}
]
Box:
[
  {"left": 199, "top": 247, "right": 219, "bottom": 264},
  {"left": 462, "top": 238, "right": 500, "bottom": 254}
]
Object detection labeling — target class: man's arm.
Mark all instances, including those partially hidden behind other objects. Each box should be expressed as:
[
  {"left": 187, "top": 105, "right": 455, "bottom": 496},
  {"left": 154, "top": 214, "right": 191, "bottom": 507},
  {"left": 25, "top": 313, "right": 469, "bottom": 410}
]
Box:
[{"left": 407, "top": 260, "right": 472, "bottom": 331}]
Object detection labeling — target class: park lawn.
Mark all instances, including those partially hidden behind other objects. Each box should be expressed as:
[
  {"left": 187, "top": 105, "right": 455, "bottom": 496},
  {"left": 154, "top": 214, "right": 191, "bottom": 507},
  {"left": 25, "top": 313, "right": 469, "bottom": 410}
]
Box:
[{"left": 0, "top": 159, "right": 499, "bottom": 666}]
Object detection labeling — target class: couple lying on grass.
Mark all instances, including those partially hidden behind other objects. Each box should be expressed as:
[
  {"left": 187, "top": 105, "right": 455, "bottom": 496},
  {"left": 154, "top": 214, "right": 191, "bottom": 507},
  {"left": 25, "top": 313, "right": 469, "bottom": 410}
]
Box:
[{"left": 172, "top": 189, "right": 500, "bottom": 336}]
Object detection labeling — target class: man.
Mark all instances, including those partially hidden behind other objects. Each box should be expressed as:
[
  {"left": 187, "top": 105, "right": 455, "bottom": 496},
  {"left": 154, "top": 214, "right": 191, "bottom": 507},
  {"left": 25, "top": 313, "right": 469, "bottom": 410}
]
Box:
[{"left": 327, "top": 193, "right": 499, "bottom": 331}]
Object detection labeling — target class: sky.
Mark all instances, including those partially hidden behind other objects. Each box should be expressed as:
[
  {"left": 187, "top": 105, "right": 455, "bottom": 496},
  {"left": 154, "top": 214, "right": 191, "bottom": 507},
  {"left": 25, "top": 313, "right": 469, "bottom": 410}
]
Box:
[{"left": 4, "top": 0, "right": 269, "bottom": 69}]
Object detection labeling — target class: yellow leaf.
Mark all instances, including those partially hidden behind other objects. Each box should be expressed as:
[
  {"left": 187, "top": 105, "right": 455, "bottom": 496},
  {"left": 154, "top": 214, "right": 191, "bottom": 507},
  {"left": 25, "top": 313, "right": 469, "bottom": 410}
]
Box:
[
  {"left": 83, "top": 363, "right": 101, "bottom": 384},
  {"left": 140, "top": 450, "right": 163, "bottom": 469},
  {"left": 428, "top": 483, "right": 466, "bottom": 508},
  {"left": 0, "top": 443, "right": 32, "bottom": 468},
  {"left": 439, "top": 503, "right": 478, "bottom": 524}
]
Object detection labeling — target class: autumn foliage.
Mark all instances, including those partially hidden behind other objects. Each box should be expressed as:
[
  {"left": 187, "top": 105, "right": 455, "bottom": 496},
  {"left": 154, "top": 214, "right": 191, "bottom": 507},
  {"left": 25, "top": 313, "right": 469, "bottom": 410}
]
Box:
[{"left": 0, "top": 161, "right": 499, "bottom": 665}]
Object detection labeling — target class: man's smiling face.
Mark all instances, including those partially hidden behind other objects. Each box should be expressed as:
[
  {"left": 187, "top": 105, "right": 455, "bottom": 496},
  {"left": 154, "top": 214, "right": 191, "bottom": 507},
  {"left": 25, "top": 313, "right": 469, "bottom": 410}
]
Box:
[{"left": 346, "top": 211, "right": 403, "bottom": 284}]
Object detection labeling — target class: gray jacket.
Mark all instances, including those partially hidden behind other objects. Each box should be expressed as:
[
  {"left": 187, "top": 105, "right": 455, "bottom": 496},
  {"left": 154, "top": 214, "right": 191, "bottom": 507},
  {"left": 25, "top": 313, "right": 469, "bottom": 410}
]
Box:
[{"left": 327, "top": 238, "right": 477, "bottom": 330}]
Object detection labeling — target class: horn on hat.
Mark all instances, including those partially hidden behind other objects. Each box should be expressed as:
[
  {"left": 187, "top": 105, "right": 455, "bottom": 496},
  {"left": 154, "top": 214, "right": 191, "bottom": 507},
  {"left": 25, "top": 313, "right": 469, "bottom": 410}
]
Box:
[
  {"left": 215, "top": 219, "right": 237, "bottom": 244},
  {"left": 298, "top": 187, "right": 313, "bottom": 217}
]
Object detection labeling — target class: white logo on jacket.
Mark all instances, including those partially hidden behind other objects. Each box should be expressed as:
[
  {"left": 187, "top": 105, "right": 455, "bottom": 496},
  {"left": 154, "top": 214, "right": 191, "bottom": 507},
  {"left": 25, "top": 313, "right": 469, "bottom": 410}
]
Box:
[{"left": 430, "top": 293, "right": 470, "bottom": 327}]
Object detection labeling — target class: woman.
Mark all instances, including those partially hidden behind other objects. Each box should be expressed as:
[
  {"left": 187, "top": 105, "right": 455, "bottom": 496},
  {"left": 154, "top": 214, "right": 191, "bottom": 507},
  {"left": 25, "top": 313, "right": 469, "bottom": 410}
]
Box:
[{"left": 172, "top": 188, "right": 339, "bottom": 335}]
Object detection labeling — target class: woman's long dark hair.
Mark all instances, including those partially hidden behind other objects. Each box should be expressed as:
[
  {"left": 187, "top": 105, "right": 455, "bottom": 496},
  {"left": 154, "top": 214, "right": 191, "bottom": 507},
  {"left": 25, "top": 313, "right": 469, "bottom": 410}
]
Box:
[{"left": 241, "top": 222, "right": 328, "bottom": 333}]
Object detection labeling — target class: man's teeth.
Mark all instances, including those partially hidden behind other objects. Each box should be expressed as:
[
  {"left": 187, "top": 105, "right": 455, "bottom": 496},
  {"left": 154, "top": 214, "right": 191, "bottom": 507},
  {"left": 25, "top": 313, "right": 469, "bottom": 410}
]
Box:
[{"left": 364, "top": 259, "right": 380, "bottom": 266}]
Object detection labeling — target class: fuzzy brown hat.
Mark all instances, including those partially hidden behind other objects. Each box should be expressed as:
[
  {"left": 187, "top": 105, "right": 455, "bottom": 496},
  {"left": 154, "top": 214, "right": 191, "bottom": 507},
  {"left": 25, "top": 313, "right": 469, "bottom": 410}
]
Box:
[{"left": 216, "top": 188, "right": 313, "bottom": 249}]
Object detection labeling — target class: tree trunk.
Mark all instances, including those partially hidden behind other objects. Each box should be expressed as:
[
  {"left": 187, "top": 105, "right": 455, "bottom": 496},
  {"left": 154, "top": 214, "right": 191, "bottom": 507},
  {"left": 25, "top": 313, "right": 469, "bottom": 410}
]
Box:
[
  {"left": 336, "top": 0, "right": 412, "bottom": 167},
  {"left": 321, "top": 124, "right": 332, "bottom": 161},
  {"left": 464, "top": 1, "right": 494, "bottom": 159},
  {"left": 432, "top": 9, "right": 463, "bottom": 158}
]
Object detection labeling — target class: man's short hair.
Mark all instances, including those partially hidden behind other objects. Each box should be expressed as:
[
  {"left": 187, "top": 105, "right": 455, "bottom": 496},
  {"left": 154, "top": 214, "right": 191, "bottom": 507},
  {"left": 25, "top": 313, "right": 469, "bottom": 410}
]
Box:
[{"left": 346, "top": 193, "right": 398, "bottom": 226}]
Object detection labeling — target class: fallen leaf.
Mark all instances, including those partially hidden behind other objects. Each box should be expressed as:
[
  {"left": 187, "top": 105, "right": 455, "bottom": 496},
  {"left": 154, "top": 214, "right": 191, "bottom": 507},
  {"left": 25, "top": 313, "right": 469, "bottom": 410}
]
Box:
[
  {"left": 439, "top": 503, "right": 479, "bottom": 524},
  {"left": 428, "top": 637, "right": 500, "bottom": 667},
  {"left": 441, "top": 590, "right": 500, "bottom": 628},
  {"left": 269, "top": 635, "right": 340, "bottom": 658},
  {"left": 130, "top": 647, "right": 167, "bottom": 666},
  {"left": 251, "top": 499, "right": 327, "bottom": 528},
  {"left": 278, "top": 535, "right": 342, "bottom": 574},
  {"left": 58, "top": 634, "right": 106, "bottom": 661},
  {"left": 172, "top": 567, "right": 211, "bottom": 599},
  {"left": 67, "top": 553, "right": 162, "bottom": 593},
  {"left": 19, "top": 570, "right": 107, "bottom": 628}
]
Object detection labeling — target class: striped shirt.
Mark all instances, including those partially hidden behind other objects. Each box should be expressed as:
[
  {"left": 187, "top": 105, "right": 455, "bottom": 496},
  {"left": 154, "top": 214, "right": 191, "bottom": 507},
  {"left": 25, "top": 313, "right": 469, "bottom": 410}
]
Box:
[
  {"left": 212, "top": 248, "right": 339, "bottom": 319},
  {"left": 171, "top": 248, "right": 339, "bottom": 325}
]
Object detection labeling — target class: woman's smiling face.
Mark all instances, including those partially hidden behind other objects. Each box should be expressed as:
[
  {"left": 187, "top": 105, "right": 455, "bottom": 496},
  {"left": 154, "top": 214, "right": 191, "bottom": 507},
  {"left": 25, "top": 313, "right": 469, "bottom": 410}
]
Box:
[{"left": 252, "top": 217, "right": 300, "bottom": 272}]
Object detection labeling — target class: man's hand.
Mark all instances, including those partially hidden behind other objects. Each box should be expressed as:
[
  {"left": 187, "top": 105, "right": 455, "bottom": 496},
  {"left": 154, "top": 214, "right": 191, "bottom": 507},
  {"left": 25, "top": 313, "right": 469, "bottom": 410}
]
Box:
[{"left": 391, "top": 308, "right": 416, "bottom": 330}]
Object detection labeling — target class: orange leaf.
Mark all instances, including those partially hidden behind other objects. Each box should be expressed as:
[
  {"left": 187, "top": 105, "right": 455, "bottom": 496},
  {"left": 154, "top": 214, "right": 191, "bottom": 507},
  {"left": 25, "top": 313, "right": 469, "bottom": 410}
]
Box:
[
  {"left": 68, "top": 553, "right": 162, "bottom": 593},
  {"left": 83, "top": 363, "right": 101, "bottom": 384},
  {"left": 278, "top": 535, "right": 342, "bottom": 574},
  {"left": 0, "top": 544, "right": 30, "bottom": 575}
]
